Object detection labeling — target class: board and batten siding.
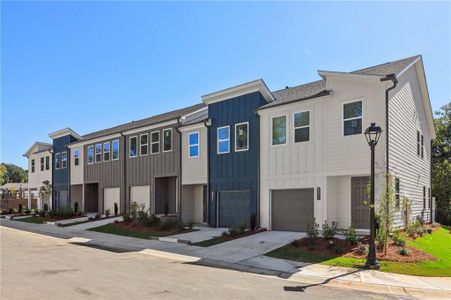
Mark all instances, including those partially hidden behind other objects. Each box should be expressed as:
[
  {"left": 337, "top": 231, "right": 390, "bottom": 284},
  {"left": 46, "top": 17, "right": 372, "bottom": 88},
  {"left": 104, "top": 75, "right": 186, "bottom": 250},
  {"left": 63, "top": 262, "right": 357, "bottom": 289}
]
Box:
[
  {"left": 259, "top": 76, "right": 387, "bottom": 229},
  {"left": 181, "top": 124, "right": 208, "bottom": 185},
  {"left": 388, "top": 65, "right": 432, "bottom": 225}
]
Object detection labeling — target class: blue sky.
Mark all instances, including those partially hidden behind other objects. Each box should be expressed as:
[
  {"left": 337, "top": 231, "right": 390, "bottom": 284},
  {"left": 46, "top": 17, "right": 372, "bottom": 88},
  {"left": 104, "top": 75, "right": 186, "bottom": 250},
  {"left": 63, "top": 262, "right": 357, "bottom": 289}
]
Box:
[{"left": 2, "top": 1, "right": 450, "bottom": 168}]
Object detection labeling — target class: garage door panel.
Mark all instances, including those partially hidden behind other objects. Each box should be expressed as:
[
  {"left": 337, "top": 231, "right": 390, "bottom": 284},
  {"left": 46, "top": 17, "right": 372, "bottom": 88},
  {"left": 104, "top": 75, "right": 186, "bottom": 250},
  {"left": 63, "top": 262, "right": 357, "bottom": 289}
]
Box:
[
  {"left": 219, "top": 190, "right": 250, "bottom": 228},
  {"left": 272, "top": 189, "right": 314, "bottom": 232},
  {"left": 104, "top": 188, "right": 120, "bottom": 214},
  {"left": 131, "top": 185, "right": 151, "bottom": 211}
]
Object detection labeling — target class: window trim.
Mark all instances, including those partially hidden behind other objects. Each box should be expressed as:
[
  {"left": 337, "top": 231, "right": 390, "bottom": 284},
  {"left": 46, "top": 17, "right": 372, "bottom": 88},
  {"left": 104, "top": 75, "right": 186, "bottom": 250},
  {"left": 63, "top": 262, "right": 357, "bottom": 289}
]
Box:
[
  {"left": 74, "top": 148, "right": 80, "bottom": 166},
  {"left": 45, "top": 156, "right": 50, "bottom": 170},
  {"left": 162, "top": 128, "right": 173, "bottom": 153},
  {"left": 112, "top": 139, "right": 120, "bottom": 161},
  {"left": 293, "top": 110, "right": 311, "bottom": 143},
  {"left": 87, "top": 145, "right": 94, "bottom": 165},
  {"left": 217, "top": 125, "right": 230, "bottom": 154},
  {"left": 55, "top": 153, "right": 61, "bottom": 170},
  {"left": 61, "top": 151, "right": 67, "bottom": 169},
  {"left": 417, "top": 130, "right": 420, "bottom": 156},
  {"left": 188, "top": 131, "right": 200, "bottom": 158},
  {"left": 423, "top": 186, "right": 426, "bottom": 209},
  {"left": 234, "top": 122, "right": 249, "bottom": 152},
  {"left": 31, "top": 159, "right": 36, "bottom": 173},
  {"left": 103, "top": 142, "right": 110, "bottom": 162},
  {"left": 342, "top": 100, "right": 363, "bottom": 137},
  {"left": 150, "top": 131, "right": 160, "bottom": 154},
  {"left": 95, "top": 143, "right": 102, "bottom": 163},
  {"left": 421, "top": 134, "right": 424, "bottom": 158},
  {"left": 129, "top": 136, "right": 138, "bottom": 158},
  {"left": 40, "top": 157, "right": 45, "bottom": 171},
  {"left": 271, "top": 115, "right": 288, "bottom": 146},
  {"left": 139, "top": 133, "right": 149, "bottom": 156},
  {"left": 395, "top": 177, "right": 400, "bottom": 208}
]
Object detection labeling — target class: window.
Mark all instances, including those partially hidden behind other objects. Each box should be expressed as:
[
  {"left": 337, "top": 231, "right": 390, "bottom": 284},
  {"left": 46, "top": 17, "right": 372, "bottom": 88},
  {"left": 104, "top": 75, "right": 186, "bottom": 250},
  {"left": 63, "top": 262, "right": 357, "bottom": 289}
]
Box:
[
  {"left": 429, "top": 187, "right": 432, "bottom": 210},
  {"left": 95, "top": 143, "right": 102, "bottom": 162},
  {"left": 294, "top": 111, "right": 310, "bottom": 143},
  {"left": 423, "top": 186, "right": 426, "bottom": 209},
  {"left": 103, "top": 142, "right": 110, "bottom": 161},
  {"left": 112, "top": 140, "right": 119, "bottom": 160},
  {"left": 217, "top": 126, "right": 230, "bottom": 154},
  {"left": 140, "top": 134, "right": 148, "bottom": 156},
  {"left": 417, "top": 131, "right": 420, "bottom": 156},
  {"left": 163, "top": 128, "right": 172, "bottom": 152},
  {"left": 129, "top": 137, "right": 137, "bottom": 158},
  {"left": 55, "top": 153, "right": 61, "bottom": 169},
  {"left": 395, "top": 178, "right": 400, "bottom": 208},
  {"left": 188, "top": 132, "right": 199, "bottom": 158},
  {"left": 272, "top": 116, "right": 287, "bottom": 145},
  {"left": 40, "top": 157, "right": 44, "bottom": 171},
  {"left": 151, "top": 131, "right": 160, "bottom": 154},
  {"left": 421, "top": 134, "right": 424, "bottom": 158},
  {"left": 45, "top": 156, "right": 50, "bottom": 170},
  {"left": 343, "top": 101, "right": 362, "bottom": 136},
  {"left": 87, "top": 146, "right": 94, "bottom": 164},
  {"left": 31, "top": 159, "right": 35, "bottom": 173},
  {"left": 74, "top": 148, "right": 79, "bottom": 166},
  {"left": 62, "top": 151, "right": 67, "bottom": 169},
  {"left": 235, "top": 122, "right": 249, "bottom": 151}
]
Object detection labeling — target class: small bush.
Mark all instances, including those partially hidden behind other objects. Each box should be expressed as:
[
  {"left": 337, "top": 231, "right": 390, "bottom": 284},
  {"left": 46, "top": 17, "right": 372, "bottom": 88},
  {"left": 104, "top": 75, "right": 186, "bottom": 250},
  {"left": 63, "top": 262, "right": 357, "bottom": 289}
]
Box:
[
  {"left": 345, "top": 225, "right": 357, "bottom": 245},
  {"left": 376, "top": 228, "right": 385, "bottom": 245},
  {"left": 431, "top": 222, "right": 440, "bottom": 228},
  {"left": 407, "top": 219, "right": 424, "bottom": 237},
  {"left": 123, "top": 212, "right": 131, "bottom": 223},
  {"left": 334, "top": 245, "right": 343, "bottom": 254},
  {"left": 290, "top": 239, "right": 300, "bottom": 247},
  {"left": 105, "top": 209, "right": 111, "bottom": 217},
  {"left": 356, "top": 242, "right": 368, "bottom": 256},
  {"left": 158, "top": 218, "right": 183, "bottom": 231},
  {"left": 398, "top": 247, "right": 409, "bottom": 256},
  {"left": 307, "top": 218, "right": 320, "bottom": 240},
  {"left": 24, "top": 207, "right": 31, "bottom": 214},
  {"left": 228, "top": 220, "right": 247, "bottom": 237},
  {"left": 392, "top": 231, "right": 406, "bottom": 247},
  {"left": 221, "top": 231, "right": 228, "bottom": 237},
  {"left": 322, "top": 221, "right": 338, "bottom": 240}
]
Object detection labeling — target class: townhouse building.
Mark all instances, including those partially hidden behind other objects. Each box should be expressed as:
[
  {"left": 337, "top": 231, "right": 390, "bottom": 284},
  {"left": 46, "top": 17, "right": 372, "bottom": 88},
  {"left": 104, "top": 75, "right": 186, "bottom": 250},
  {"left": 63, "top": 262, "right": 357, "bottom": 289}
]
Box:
[{"left": 24, "top": 55, "right": 434, "bottom": 231}]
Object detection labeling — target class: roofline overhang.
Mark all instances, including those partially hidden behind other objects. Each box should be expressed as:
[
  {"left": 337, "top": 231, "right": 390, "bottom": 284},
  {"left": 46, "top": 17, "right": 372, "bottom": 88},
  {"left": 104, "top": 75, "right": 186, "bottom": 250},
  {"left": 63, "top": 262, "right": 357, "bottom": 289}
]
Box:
[
  {"left": 257, "top": 90, "right": 331, "bottom": 112},
  {"left": 318, "top": 70, "right": 384, "bottom": 81},
  {"left": 48, "top": 127, "right": 82, "bottom": 140},
  {"left": 23, "top": 142, "right": 52, "bottom": 157}
]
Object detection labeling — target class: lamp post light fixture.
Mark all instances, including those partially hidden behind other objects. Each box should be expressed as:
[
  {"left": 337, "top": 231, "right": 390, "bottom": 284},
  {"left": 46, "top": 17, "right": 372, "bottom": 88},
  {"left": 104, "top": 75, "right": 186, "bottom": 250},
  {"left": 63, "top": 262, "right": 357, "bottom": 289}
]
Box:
[{"left": 364, "top": 122, "right": 382, "bottom": 269}]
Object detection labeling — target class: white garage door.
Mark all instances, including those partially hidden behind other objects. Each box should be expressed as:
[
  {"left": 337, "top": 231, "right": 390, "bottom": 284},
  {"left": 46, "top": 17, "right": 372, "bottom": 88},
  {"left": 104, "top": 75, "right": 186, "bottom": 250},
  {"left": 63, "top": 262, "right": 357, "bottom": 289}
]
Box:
[
  {"left": 130, "top": 185, "right": 151, "bottom": 211},
  {"left": 104, "top": 188, "right": 120, "bottom": 215}
]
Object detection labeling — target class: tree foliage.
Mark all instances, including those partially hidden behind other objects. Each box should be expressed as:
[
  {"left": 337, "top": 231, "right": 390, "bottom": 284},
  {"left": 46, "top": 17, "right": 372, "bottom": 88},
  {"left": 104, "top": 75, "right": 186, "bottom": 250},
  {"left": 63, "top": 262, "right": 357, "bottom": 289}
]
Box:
[
  {"left": 432, "top": 102, "right": 451, "bottom": 225},
  {"left": 377, "top": 174, "right": 396, "bottom": 255},
  {"left": 0, "top": 163, "right": 28, "bottom": 184},
  {"left": 38, "top": 180, "right": 52, "bottom": 209}
]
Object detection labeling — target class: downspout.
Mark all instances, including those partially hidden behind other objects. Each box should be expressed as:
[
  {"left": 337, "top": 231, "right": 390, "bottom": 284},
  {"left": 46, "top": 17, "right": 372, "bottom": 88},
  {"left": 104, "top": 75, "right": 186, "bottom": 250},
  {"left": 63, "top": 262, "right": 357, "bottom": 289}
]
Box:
[
  {"left": 255, "top": 111, "right": 261, "bottom": 229},
  {"left": 204, "top": 118, "right": 212, "bottom": 226},
  {"left": 120, "top": 132, "right": 127, "bottom": 214},
  {"left": 176, "top": 118, "right": 182, "bottom": 220}
]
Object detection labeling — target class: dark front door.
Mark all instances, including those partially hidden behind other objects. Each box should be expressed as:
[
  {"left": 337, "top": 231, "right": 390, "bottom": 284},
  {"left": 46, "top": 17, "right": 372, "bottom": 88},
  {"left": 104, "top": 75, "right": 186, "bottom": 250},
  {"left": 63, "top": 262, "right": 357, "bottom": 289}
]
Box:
[
  {"left": 351, "top": 177, "right": 370, "bottom": 229},
  {"left": 84, "top": 183, "right": 99, "bottom": 213},
  {"left": 202, "top": 185, "right": 208, "bottom": 223},
  {"left": 271, "top": 189, "right": 314, "bottom": 232},
  {"left": 155, "top": 177, "right": 177, "bottom": 215},
  {"left": 218, "top": 190, "right": 251, "bottom": 227}
]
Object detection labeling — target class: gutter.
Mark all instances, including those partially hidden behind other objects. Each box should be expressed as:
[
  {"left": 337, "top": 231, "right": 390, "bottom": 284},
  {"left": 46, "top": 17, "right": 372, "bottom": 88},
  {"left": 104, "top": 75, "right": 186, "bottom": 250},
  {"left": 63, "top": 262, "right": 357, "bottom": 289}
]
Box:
[
  {"left": 120, "top": 132, "right": 127, "bottom": 214},
  {"left": 176, "top": 118, "right": 183, "bottom": 220}
]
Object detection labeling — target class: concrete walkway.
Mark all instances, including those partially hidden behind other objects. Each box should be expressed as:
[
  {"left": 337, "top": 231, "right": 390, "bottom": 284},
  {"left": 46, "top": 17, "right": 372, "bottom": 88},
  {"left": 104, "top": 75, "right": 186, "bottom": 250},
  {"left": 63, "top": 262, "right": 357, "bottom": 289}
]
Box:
[
  {"left": 68, "top": 216, "right": 123, "bottom": 230},
  {"left": 2, "top": 219, "right": 450, "bottom": 298}
]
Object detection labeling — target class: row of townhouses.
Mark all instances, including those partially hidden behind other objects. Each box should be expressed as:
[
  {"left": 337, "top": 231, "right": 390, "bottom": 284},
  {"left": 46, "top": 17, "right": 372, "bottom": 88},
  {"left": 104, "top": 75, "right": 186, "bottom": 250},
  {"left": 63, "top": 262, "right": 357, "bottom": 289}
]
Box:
[{"left": 24, "top": 55, "right": 435, "bottom": 231}]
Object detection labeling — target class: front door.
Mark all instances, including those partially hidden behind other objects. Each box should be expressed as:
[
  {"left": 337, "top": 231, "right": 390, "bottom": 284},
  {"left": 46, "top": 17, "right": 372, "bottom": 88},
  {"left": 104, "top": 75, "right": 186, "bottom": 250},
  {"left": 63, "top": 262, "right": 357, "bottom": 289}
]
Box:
[{"left": 351, "top": 177, "right": 370, "bottom": 229}]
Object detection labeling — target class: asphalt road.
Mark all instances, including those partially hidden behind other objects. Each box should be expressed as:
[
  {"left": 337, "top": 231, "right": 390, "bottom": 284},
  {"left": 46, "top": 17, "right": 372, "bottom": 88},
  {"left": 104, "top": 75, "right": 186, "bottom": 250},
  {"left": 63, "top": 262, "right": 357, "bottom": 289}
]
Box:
[{"left": 0, "top": 227, "right": 407, "bottom": 300}]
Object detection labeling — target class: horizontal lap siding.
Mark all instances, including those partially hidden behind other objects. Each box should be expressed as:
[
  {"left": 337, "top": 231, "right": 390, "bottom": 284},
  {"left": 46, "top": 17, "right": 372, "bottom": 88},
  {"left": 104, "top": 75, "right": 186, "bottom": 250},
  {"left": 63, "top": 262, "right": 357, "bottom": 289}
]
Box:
[{"left": 181, "top": 126, "right": 208, "bottom": 185}]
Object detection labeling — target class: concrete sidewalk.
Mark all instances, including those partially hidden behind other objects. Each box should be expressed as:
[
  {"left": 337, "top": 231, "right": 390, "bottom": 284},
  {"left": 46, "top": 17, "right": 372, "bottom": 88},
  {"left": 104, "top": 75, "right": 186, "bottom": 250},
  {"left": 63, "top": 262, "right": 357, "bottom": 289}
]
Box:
[{"left": 2, "top": 219, "right": 450, "bottom": 299}]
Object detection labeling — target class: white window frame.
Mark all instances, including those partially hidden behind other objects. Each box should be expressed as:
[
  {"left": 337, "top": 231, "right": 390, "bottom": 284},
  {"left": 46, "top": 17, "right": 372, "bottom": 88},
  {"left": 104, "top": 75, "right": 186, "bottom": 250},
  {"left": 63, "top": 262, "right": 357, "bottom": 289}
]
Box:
[
  {"left": 45, "top": 156, "right": 50, "bottom": 170},
  {"left": 112, "top": 140, "right": 119, "bottom": 161},
  {"left": 234, "top": 122, "right": 249, "bottom": 152},
  {"left": 55, "top": 153, "right": 61, "bottom": 170},
  {"left": 87, "top": 145, "right": 94, "bottom": 165},
  {"left": 31, "top": 159, "right": 36, "bottom": 173},
  {"left": 74, "top": 148, "right": 80, "bottom": 166},
  {"left": 271, "top": 115, "right": 287, "bottom": 146},
  {"left": 40, "top": 157, "right": 45, "bottom": 171},
  {"left": 293, "top": 111, "right": 311, "bottom": 143},
  {"left": 103, "top": 142, "right": 110, "bottom": 162},
  {"left": 217, "top": 125, "right": 230, "bottom": 154},
  {"left": 95, "top": 143, "right": 102, "bottom": 163},
  {"left": 162, "top": 128, "right": 173, "bottom": 153},
  {"left": 129, "top": 136, "right": 138, "bottom": 158},
  {"left": 342, "top": 100, "right": 363, "bottom": 137},
  {"left": 151, "top": 131, "right": 160, "bottom": 154},
  {"left": 62, "top": 151, "right": 67, "bottom": 169},
  {"left": 139, "top": 133, "right": 149, "bottom": 156},
  {"left": 188, "top": 131, "right": 200, "bottom": 158}
]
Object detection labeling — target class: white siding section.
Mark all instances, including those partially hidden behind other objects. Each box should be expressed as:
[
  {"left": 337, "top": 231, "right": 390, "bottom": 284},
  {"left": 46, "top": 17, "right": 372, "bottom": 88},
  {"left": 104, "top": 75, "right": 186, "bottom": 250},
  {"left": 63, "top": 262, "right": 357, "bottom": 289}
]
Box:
[
  {"left": 389, "top": 65, "right": 432, "bottom": 225},
  {"left": 70, "top": 147, "right": 84, "bottom": 185},
  {"left": 130, "top": 185, "right": 151, "bottom": 210},
  {"left": 104, "top": 187, "right": 120, "bottom": 214},
  {"left": 181, "top": 124, "right": 208, "bottom": 185},
  {"left": 28, "top": 149, "right": 52, "bottom": 190}
]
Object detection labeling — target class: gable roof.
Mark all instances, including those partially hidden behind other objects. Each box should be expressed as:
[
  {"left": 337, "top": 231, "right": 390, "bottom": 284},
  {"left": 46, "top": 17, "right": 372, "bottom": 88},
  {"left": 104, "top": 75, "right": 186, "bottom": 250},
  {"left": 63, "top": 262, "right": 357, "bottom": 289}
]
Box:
[
  {"left": 351, "top": 55, "right": 420, "bottom": 76},
  {"left": 48, "top": 128, "right": 82, "bottom": 140},
  {"left": 23, "top": 142, "right": 52, "bottom": 157}
]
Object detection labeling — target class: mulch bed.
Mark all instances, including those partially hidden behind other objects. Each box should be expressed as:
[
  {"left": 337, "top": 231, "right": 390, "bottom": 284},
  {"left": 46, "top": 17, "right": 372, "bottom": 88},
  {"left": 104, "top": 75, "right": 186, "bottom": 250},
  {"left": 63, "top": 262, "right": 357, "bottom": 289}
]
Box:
[
  {"left": 113, "top": 222, "right": 194, "bottom": 236},
  {"left": 294, "top": 237, "right": 435, "bottom": 263}
]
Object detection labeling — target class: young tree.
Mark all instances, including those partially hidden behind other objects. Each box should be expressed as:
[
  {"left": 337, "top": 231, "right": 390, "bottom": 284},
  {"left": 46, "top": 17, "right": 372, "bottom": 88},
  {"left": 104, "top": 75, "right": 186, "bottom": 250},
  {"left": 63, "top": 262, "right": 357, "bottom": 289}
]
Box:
[
  {"left": 377, "top": 174, "right": 396, "bottom": 256},
  {"left": 38, "top": 180, "right": 52, "bottom": 210}
]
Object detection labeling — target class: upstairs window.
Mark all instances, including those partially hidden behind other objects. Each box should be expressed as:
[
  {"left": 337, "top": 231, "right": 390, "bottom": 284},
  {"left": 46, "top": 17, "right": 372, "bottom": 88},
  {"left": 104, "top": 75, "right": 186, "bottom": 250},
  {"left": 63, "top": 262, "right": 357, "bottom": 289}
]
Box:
[
  {"left": 272, "top": 116, "right": 287, "bottom": 145},
  {"left": 74, "top": 148, "right": 79, "bottom": 166},
  {"left": 95, "top": 143, "right": 102, "bottom": 162},
  {"left": 55, "top": 153, "right": 61, "bottom": 169},
  {"left": 417, "top": 131, "right": 420, "bottom": 156},
  {"left": 343, "top": 101, "right": 362, "bottom": 136},
  {"left": 294, "top": 111, "right": 310, "bottom": 143},
  {"left": 188, "top": 132, "right": 199, "bottom": 158},
  {"left": 429, "top": 187, "right": 432, "bottom": 210},
  {"left": 62, "top": 151, "right": 67, "bottom": 169},
  {"left": 423, "top": 186, "right": 426, "bottom": 209},
  {"left": 112, "top": 140, "right": 119, "bottom": 160},
  {"left": 45, "top": 156, "right": 50, "bottom": 170},
  {"left": 129, "top": 136, "right": 137, "bottom": 158},
  {"left": 40, "top": 157, "right": 44, "bottom": 171},
  {"left": 87, "top": 146, "right": 94, "bottom": 164},
  {"left": 395, "top": 177, "right": 400, "bottom": 208},
  {"left": 151, "top": 131, "right": 160, "bottom": 154},
  {"left": 103, "top": 142, "right": 110, "bottom": 161},
  {"left": 163, "top": 129, "right": 172, "bottom": 152},
  {"left": 217, "top": 126, "right": 230, "bottom": 154},
  {"left": 421, "top": 134, "right": 424, "bottom": 158},
  {"left": 140, "top": 134, "right": 148, "bottom": 156},
  {"left": 235, "top": 122, "right": 249, "bottom": 152},
  {"left": 31, "top": 159, "right": 35, "bottom": 173}
]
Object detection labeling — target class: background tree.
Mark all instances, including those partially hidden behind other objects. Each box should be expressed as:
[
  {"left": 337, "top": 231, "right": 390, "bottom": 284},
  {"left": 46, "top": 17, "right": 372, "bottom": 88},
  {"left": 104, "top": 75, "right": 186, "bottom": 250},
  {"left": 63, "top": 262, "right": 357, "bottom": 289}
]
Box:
[
  {"left": 432, "top": 102, "right": 451, "bottom": 225},
  {"left": 0, "top": 163, "right": 28, "bottom": 184}
]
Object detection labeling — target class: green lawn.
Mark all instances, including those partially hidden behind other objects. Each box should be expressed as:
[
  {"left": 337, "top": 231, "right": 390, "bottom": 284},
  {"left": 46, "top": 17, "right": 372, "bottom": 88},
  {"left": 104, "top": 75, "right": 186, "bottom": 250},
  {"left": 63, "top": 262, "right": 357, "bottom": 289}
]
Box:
[
  {"left": 14, "top": 216, "right": 46, "bottom": 224},
  {"left": 88, "top": 223, "right": 187, "bottom": 239},
  {"left": 267, "top": 227, "right": 451, "bottom": 277}
]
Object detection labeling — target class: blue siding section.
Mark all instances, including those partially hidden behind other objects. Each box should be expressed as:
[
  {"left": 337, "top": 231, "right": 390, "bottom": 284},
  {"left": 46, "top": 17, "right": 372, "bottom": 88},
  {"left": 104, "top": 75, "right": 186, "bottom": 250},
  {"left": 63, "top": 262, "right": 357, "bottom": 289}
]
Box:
[
  {"left": 208, "top": 91, "right": 266, "bottom": 227},
  {"left": 52, "top": 135, "right": 77, "bottom": 209}
]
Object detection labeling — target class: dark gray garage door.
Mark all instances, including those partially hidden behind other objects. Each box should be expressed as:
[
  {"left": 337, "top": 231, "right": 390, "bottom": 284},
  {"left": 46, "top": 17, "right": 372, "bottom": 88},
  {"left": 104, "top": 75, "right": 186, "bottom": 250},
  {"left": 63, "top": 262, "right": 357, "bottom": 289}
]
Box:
[
  {"left": 218, "top": 190, "right": 251, "bottom": 228},
  {"left": 271, "top": 189, "right": 314, "bottom": 231}
]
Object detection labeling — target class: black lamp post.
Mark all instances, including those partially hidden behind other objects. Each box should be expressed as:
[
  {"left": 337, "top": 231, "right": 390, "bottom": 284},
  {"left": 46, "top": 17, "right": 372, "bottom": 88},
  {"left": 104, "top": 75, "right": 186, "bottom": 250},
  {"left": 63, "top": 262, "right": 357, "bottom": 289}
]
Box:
[{"left": 364, "top": 122, "right": 382, "bottom": 269}]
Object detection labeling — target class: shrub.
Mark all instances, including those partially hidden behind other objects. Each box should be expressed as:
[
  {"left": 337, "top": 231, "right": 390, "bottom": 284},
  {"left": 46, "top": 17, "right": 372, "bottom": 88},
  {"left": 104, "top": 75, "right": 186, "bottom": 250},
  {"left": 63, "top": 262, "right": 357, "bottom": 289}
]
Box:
[
  {"left": 307, "top": 219, "right": 320, "bottom": 240},
  {"left": 158, "top": 218, "right": 183, "bottom": 231},
  {"left": 407, "top": 219, "right": 424, "bottom": 237},
  {"left": 392, "top": 231, "right": 406, "bottom": 247},
  {"left": 376, "top": 228, "right": 385, "bottom": 245},
  {"left": 356, "top": 242, "right": 368, "bottom": 256},
  {"left": 345, "top": 225, "right": 357, "bottom": 245},
  {"left": 123, "top": 212, "right": 132, "bottom": 223},
  {"left": 426, "top": 228, "right": 433, "bottom": 234},
  {"left": 334, "top": 245, "right": 343, "bottom": 254},
  {"left": 290, "top": 239, "right": 300, "bottom": 247},
  {"left": 138, "top": 212, "right": 159, "bottom": 228},
  {"left": 398, "top": 247, "right": 409, "bottom": 256},
  {"left": 322, "top": 221, "right": 338, "bottom": 240},
  {"left": 105, "top": 209, "right": 111, "bottom": 217},
  {"left": 431, "top": 222, "right": 441, "bottom": 228},
  {"left": 228, "top": 220, "right": 247, "bottom": 237},
  {"left": 24, "top": 207, "right": 31, "bottom": 214}
]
